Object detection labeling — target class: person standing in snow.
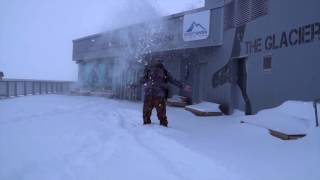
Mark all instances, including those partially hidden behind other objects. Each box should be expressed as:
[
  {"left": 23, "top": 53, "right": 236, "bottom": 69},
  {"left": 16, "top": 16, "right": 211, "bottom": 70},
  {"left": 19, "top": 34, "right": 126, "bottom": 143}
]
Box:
[{"left": 129, "top": 58, "right": 191, "bottom": 127}]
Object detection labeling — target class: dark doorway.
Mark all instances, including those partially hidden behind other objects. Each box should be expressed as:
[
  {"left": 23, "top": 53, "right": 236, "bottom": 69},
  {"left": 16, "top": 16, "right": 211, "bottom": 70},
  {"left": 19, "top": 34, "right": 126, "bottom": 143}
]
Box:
[
  {"left": 192, "top": 62, "right": 207, "bottom": 103},
  {"left": 232, "top": 57, "right": 252, "bottom": 115}
]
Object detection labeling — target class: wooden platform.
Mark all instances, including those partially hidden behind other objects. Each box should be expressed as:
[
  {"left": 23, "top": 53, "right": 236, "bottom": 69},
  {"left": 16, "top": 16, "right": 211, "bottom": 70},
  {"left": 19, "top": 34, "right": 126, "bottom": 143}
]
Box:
[
  {"left": 269, "top": 129, "right": 306, "bottom": 140},
  {"left": 167, "top": 100, "right": 187, "bottom": 107},
  {"left": 185, "top": 102, "right": 224, "bottom": 116},
  {"left": 240, "top": 121, "right": 306, "bottom": 140},
  {"left": 167, "top": 95, "right": 189, "bottom": 107},
  {"left": 185, "top": 107, "right": 223, "bottom": 116}
]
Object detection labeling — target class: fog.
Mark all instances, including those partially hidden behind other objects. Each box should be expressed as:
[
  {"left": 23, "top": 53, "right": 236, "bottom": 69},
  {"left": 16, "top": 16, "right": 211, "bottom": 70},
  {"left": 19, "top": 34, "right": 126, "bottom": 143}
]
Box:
[{"left": 0, "top": 0, "right": 204, "bottom": 81}]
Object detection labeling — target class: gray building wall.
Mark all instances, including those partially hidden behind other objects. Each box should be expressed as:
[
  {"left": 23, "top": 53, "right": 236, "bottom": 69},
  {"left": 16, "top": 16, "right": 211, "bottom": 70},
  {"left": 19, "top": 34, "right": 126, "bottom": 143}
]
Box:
[
  {"left": 72, "top": 0, "right": 320, "bottom": 113},
  {"left": 234, "top": 0, "right": 320, "bottom": 112}
]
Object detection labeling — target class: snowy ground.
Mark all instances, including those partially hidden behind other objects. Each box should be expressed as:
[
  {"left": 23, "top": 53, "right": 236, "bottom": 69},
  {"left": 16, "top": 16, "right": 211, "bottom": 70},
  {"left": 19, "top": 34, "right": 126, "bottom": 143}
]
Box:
[{"left": 0, "top": 95, "right": 319, "bottom": 180}]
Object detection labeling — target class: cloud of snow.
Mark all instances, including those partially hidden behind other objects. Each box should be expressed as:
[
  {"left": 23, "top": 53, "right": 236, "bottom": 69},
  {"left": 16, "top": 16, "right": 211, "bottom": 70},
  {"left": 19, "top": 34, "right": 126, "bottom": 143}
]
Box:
[{"left": 0, "top": 0, "right": 204, "bottom": 81}]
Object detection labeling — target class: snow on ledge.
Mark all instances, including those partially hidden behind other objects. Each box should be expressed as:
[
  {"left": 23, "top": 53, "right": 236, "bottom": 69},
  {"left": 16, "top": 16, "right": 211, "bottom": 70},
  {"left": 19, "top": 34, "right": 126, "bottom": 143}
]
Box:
[
  {"left": 243, "top": 101, "right": 317, "bottom": 135},
  {"left": 186, "top": 101, "right": 221, "bottom": 112}
]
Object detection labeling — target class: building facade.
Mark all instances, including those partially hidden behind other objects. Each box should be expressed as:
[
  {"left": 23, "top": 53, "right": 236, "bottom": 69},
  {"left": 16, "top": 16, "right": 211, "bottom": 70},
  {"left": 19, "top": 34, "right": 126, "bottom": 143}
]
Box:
[{"left": 72, "top": 0, "right": 320, "bottom": 114}]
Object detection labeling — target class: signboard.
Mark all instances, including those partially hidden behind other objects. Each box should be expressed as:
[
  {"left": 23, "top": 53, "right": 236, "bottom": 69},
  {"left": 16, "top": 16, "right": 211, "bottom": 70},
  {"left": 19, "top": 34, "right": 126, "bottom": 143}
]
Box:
[
  {"left": 183, "top": 10, "right": 211, "bottom": 41},
  {"left": 243, "top": 22, "right": 320, "bottom": 55}
]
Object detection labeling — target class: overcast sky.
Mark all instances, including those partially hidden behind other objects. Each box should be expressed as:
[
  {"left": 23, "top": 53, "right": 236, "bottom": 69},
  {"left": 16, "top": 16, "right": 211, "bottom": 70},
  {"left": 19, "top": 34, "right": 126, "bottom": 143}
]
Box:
[{"left": 0, "top": 0, "right": 204, "bottom": 81}]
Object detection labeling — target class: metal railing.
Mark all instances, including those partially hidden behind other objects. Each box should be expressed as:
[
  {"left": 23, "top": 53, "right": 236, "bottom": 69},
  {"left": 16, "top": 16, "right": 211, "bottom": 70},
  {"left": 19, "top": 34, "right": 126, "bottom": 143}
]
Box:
[{"left": 0, "top": 79, "right": 74, "bottom": 99}]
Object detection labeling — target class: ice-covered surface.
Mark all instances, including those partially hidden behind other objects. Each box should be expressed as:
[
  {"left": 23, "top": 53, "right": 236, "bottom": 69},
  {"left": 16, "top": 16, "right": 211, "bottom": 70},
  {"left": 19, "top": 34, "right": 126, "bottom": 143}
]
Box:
[
  {"left": 244, "top": 101, "right": 316, "bottom": 134},
  {"left": 0, "top": 95, "right": 319, "bottom": 180},
  {"left": 185, "top": 101, "right": 221, "bottom": 112}
]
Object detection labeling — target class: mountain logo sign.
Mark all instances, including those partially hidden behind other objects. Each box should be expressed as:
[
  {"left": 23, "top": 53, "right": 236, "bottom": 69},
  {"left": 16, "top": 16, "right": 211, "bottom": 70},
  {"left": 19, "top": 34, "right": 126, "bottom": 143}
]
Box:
[{"left": 183, "top": 10, "right": 210, "bottom": 41}]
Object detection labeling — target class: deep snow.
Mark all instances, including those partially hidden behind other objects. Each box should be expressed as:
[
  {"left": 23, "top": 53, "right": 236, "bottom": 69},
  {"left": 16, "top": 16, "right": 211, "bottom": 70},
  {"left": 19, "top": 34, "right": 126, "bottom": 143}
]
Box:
[{"left": 0, "top": 95, "right": 319, "bottom": 180}]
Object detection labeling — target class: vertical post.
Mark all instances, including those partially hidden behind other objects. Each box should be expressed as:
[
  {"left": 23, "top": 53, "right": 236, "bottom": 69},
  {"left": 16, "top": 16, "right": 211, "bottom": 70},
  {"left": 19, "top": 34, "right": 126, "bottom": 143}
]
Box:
[
  {"left": 314, "top": 100, "right": 319, "bottom": 127},
  {"left": 6, "top": 81, "right": 10, "bottom": 97},
  {"left": 40, "top": 82, "right": 46, "bottom": 94},
  {"left": 60, "top": 83, "right": 62, "bottom": 93},
  {"left": 60, "top": 83, "right": 63, "bottom": 93},
  {"left": 64, "top": 82, "right": 67, "bottom": 93},
  {"left": 14, "top": 81, "right": 18, "bottom": 97},
  {"left": 24, "top": 81, "right": 27, "bottom": 96},
  {"left": 32, "top": 82, "right": 35, "bottom": 95},
  {"left": 65, "top": 82, "right": 68, "bottom": 94},
  {"left": 41, "top": 82, "right": 43, "bottom": 94},
  {"left": 66, "top": 82, "right": 70, "bottom": 94}
]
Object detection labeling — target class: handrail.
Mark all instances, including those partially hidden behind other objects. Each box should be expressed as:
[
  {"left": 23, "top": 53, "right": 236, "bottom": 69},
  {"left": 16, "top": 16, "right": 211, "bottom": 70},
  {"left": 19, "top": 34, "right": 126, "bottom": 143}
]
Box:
[
  {"left": 1, "top": 78, "right": 73, "bottom": 82},
  {"left": 0, "top": 79, "right": 75, "bottom": 98}
]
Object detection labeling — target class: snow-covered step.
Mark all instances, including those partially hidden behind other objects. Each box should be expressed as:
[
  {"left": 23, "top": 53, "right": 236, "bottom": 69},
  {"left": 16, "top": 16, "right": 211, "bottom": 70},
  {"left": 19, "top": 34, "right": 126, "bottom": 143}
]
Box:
[{"left": 185, "top": 101, "right": 223, "bottom": 116}]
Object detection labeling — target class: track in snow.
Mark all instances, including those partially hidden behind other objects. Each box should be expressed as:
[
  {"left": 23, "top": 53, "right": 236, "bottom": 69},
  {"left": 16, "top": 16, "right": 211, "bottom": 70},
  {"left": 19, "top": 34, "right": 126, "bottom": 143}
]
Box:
[{"left": 0, "top": 95, "right": 241, "bottom": 180}]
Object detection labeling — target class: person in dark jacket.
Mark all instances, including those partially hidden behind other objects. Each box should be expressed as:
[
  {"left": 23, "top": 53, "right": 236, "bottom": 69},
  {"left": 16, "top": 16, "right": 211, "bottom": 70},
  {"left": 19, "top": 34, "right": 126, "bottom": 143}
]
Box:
[{"left": 130, "top": 59, "right": 191, "bottom": 127}]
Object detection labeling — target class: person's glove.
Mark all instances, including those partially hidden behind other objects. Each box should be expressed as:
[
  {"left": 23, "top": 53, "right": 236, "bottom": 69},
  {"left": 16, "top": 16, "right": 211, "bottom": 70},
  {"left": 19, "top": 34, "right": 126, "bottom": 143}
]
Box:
[{"left": 183, "top": 85, "right": 192, "bottom": 92}]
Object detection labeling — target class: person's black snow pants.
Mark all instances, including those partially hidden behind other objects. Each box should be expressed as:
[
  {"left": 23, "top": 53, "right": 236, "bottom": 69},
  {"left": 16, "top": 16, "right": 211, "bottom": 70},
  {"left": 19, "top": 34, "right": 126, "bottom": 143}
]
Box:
[{"left": 143, "top": 96, "right": 168, "bottom": 126}]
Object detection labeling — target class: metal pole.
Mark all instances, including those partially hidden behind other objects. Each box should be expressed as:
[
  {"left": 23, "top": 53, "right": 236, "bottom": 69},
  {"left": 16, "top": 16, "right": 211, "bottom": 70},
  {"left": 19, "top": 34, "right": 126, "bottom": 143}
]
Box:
[
  {"left": 32, "top": 82, "right": 35, "bottom": 95},
  {"left": 45, "top": 82, "right": 49, "bottom": 94},
  {"left": 24, "top": 81, "right": 27, "bottom": 96},
  {"left": 14, "top": 81, "right": 18, "bottom": 97},
  {"left": 6, "top": 81, "right": 10, "bottom": 97},
  {"left": 314, "top": 99, "right": 319, "bottom": 127},
  {"left": 58, "top": 83, "right": 61, "bottom": 93},
  {"left": 62, "top": 83, "right": 64, "bottom": 93}
]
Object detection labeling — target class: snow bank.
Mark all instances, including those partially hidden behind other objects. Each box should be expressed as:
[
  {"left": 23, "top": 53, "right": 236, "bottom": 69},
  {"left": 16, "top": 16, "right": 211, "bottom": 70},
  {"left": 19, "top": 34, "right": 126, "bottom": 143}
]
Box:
[{"left": 244, "top": 101, "right": 317, "bottom": 134}]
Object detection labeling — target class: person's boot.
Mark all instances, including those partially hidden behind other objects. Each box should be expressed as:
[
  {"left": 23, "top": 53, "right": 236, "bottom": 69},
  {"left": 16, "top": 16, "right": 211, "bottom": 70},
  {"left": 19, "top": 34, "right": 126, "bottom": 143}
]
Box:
[
  {"left": 143, "top": 121, "right": 151, "bottom": 125},
  {"left": 160, "top": 122, "right": 168, "bottom": 127}
]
